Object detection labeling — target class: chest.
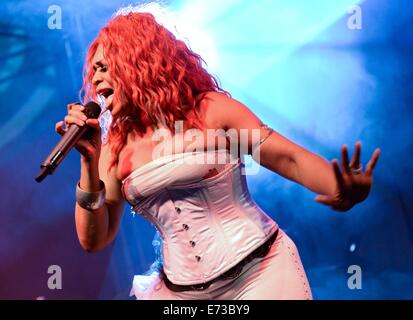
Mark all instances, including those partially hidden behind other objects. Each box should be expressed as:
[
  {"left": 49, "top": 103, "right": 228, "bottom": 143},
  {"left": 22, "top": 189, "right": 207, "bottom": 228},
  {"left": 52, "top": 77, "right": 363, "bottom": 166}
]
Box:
[{"left": 116, "top": 128, "right": 230, "bottom": 181}]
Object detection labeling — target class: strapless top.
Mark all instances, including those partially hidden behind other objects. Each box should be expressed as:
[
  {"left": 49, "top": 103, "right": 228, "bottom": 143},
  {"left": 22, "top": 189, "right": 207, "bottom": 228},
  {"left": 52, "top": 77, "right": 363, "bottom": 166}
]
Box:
[{"left": 122, "top": 149, "right": 278, "bottom": 285}]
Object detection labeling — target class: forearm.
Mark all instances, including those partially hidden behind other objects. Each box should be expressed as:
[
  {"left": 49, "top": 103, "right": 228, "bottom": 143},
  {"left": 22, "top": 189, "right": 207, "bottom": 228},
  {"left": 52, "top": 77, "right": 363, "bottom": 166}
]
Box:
[
  {"left": 292, "top": 149, "right": 337, "bottom": 196},
  {"left": 256, "top": 133, "right": 337, "bottom": 196},
  {"left": 75, "top": 157, "right": 110, "bottom": 252}
]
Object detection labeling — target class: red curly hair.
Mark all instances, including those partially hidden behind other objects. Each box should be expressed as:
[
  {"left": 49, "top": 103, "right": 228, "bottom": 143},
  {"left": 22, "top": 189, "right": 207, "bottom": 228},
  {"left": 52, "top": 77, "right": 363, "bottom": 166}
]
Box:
[{"left": 80, "top": 12, "right": 229, "bottom": 169}]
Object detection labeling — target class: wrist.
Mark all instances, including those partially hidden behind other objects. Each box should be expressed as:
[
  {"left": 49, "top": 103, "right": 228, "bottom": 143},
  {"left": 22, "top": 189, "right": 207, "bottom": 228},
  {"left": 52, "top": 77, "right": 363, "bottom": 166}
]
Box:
[
  {"left": 76, "top": 180, "right": 106, "bottom": 211},
  {"left": 80, "top": 157, "right": 100, "bottom": 192},
  {"left": 80, "top": 154, "right": 99, "bottom": 168}
]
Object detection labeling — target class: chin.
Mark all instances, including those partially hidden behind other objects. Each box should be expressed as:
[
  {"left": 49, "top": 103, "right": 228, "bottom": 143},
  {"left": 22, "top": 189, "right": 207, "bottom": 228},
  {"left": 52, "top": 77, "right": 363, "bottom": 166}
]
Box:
[
  {"left": 108, "top": 100, "right": 126, "bottom": 118},
  {"left": 108, "top": 105, "right": 120, "bottom": 117}
]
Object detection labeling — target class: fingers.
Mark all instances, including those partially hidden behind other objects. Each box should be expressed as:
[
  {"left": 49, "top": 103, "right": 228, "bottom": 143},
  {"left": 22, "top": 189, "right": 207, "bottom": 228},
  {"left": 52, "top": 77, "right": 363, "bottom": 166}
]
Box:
[
  {"left": 350, "top": 141, "right": 362, "bottom": 169},
  {"left": 86, "top": 118, "right": 102, "bottom": 134},
  {"left": 64, "top": 115, "right": 85, "bottom": 127},
  {"left": 314, "top": 195, "right": 336, "bottom": 206},
  {"left": 64, "top": 103, "right": 87, "bottom": 128},
  {"left": 86, "top": 118, "right": 100, "bottom": 127},
  {"left": 55, "top": 121, "right": 66, "bottom": 136},
  {"left": 314, "top": 195, "right": 352, "bottom": 212},
  {"left": 341, "top": 145, "right": 351, "bottom": 175},
  {"left": 67, "top": 102, "right": 83, "bottom": 113},
  {"left": 69, "top": 109, "right": 88, "bottom": 121},
  {"left": 366, "top": 148, "right": 381, "bottom": 175}
]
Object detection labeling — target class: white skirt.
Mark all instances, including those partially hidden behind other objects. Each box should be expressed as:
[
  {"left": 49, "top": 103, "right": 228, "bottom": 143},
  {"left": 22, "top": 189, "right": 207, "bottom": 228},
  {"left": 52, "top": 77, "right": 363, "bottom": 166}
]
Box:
[{"left": 130, "top": 228, "right": 313, "bottom": 300}]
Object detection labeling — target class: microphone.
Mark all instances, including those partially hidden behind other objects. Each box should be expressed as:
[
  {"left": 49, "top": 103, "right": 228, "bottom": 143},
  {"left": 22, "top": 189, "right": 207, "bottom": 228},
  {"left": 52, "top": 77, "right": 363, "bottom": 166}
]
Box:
[{"left": 35, "top": 101, "right": 101, "bottom": 183}]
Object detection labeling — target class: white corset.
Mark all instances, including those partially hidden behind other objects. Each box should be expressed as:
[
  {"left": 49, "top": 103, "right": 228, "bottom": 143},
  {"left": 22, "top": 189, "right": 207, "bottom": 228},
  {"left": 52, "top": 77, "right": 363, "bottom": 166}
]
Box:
[{"left": 122, "top": 149, "right": 278, "bottom": 285}]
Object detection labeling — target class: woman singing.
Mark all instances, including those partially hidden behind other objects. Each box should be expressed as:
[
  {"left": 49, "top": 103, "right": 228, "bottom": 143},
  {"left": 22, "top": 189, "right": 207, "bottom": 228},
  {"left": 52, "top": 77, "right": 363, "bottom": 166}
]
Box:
[{"left": 55, "top": 9, "right": 380, "bottom": 300}]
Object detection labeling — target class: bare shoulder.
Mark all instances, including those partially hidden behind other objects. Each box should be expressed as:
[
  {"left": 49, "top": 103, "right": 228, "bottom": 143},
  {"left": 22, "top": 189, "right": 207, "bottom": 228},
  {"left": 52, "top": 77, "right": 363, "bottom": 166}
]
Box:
[
  {"left": 202, "top": 91, "right": 240, "bottom": 111},
  {"left": 201, "top": 91, "right": 262, "bottom": 130}
]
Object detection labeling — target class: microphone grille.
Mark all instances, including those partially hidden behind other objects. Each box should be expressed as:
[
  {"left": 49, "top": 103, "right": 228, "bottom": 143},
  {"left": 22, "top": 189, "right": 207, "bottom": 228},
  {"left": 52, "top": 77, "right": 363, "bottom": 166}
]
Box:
[{"left": 83, "top": 101, "right": 101, "bottom": 119}]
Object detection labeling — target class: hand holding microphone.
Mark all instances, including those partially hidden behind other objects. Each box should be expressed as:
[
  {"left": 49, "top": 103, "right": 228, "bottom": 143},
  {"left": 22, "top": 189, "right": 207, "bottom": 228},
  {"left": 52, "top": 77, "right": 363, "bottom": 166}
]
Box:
[
  {"left": 56, "top": 102, "right": 102, "bottom": 161},
  {"left": 35, "top": 101, "right": 101, "bottom": 182}
]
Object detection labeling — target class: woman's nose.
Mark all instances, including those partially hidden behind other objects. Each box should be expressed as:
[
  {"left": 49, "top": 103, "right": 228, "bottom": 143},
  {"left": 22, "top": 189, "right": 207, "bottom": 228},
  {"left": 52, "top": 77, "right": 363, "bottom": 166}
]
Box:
[{"left": 92, "top": 71, "right": 103, "bottom": 85}]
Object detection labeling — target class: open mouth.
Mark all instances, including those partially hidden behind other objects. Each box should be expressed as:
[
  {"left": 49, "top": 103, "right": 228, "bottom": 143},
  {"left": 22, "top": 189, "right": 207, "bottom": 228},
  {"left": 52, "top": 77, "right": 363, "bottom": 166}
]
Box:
[
  {"left": 97, "top": 88, "right": 114, "bottom": 108},
  {"left": 98, "top": 88, "right": 113, "bottom": 99}
]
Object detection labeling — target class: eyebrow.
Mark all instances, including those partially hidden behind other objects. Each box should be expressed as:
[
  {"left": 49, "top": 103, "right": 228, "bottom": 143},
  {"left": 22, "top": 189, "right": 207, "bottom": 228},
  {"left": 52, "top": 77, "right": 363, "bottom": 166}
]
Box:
[{"left": 92, "top": 60, "right": 106, "bottom": 70}]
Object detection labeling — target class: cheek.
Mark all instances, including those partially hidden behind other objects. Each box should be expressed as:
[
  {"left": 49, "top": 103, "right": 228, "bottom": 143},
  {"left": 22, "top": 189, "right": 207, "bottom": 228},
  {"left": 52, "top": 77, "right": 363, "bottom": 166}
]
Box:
[{"left": 107, "top": 72, "right": 115, "bottom": 86}]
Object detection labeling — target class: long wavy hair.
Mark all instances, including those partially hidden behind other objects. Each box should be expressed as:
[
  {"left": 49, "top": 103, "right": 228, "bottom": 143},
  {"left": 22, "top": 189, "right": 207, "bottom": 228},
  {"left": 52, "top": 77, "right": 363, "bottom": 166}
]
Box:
[{"left": 80, "top": 11, "right": 229, "bottom": 170}]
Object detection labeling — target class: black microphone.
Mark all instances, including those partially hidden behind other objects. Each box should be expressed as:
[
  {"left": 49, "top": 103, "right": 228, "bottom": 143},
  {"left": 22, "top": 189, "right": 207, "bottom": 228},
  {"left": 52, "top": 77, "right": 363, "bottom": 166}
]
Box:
[{"left": 35, "top": 101, "right": 101, "bottom": 183}]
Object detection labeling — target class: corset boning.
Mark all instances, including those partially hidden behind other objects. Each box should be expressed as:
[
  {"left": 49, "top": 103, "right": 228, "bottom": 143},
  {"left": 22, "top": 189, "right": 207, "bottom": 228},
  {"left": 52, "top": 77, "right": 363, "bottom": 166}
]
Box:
[{"left": 122, "top": 151, "right": 278, "bottom": 285}]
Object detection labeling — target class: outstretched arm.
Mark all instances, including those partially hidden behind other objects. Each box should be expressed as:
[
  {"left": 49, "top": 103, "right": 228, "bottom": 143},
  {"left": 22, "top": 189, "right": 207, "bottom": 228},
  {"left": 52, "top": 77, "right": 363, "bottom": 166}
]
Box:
[{"left": 206, "top": 92, "right": 380, "bottom": 211}]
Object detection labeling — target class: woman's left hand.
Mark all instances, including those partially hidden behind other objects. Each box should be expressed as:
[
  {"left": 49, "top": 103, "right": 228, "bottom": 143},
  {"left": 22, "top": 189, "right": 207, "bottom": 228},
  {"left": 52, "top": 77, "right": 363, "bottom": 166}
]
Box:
[{"left": 314, "top": 142, "right": 381, "bottom": 212}]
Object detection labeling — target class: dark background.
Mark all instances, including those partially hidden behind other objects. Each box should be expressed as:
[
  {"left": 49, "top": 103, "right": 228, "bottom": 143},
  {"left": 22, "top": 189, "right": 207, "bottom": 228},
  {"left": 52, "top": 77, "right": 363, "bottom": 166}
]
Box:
[{"left": 0, "top": 0, "right": 412, "bottom": 299}]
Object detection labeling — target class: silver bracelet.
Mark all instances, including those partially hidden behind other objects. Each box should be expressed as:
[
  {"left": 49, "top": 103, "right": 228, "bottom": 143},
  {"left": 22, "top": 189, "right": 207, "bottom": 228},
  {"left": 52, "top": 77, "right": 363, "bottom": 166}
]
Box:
[
  {"left": 251, "top": 124, "right": 274, "bottom": 155},
  {"left": 76, "top": 180, "right": 106, "bottom": 211}
]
